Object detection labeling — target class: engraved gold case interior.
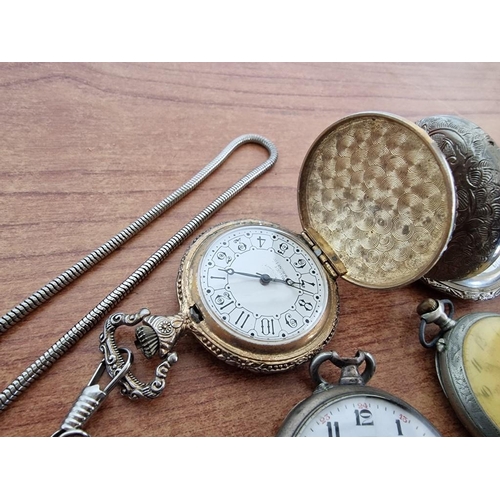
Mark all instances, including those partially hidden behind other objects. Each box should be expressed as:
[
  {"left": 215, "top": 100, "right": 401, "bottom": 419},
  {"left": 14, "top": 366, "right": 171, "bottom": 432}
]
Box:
[
  {"left": 298, "top": 112, "right": 456, "bottom": 289},
  {"left": 178, "top": 220, "right": 340, "bottom": 372}
]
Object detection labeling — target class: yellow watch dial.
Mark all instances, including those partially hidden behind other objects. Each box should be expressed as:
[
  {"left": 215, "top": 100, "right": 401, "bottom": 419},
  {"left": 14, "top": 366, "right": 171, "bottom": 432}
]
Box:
[{"left": 462, "top": 317, "right": 500, "bottom": 428}]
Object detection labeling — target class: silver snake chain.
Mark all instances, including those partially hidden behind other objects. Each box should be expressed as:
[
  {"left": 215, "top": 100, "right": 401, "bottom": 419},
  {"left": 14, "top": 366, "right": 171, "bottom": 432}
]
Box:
[{"left": 0, "top": 134, "right": 278, "bottom": 411}]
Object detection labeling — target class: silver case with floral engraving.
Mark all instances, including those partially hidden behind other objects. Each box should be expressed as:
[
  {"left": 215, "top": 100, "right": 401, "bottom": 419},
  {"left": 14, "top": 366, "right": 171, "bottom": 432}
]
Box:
[{"left": 435, "top": 312, "right": 500, "bottom": 436}]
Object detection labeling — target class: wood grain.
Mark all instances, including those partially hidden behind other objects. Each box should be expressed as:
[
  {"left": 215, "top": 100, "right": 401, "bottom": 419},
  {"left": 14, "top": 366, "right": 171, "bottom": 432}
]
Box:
[{"left": 1, "top": 62, "right": 499, "bottom": 437}]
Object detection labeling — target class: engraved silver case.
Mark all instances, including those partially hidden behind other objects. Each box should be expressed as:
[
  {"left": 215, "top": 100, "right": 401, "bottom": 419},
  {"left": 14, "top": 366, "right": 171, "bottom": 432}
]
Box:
[
  {"left": 434, "top": 312, "right": 500, "bottom": 437},
  {"left": 417, "top": 115, "right": 500, "bottom": 300}
]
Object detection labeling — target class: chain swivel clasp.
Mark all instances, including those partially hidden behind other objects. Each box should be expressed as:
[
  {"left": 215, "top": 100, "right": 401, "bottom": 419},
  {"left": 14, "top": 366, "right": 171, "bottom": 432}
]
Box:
[{"left": 52, "top": 347, "right": 133, "bottom": 437}]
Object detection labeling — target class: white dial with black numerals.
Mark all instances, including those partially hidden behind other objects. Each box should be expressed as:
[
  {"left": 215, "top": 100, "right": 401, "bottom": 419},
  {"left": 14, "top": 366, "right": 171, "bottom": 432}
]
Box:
[
  {"left": 277, "top": 351, "right": 440, "bottom": 436},
  {"left": 297, "top": 394, "right": 440, "bottom": 437},
  {"left": 198, "top": 225, "right": 328, "bottom": 344}
]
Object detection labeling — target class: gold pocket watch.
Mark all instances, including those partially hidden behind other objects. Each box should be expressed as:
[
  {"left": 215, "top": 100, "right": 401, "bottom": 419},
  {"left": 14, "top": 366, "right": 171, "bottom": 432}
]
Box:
[
  {"left": 100, "top": 218, "right": 339, "bottom": 397},
  {"left": 418, "top": 298, "right": 500, "bottom": 436},
  {"left": 100, "top": 111, "right": 487, "bottom": 399},
  {"left": 277, "top": 350, "right": 441, "bottom": 437}
]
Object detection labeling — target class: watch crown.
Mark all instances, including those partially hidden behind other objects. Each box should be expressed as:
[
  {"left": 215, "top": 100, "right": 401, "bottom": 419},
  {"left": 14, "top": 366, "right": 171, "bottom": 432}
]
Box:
[
  {"left": 135, "top": 325, "right": 160, "bottom": 358},
  {"left": 416, "top": 298, "right": 439, "bottom": 316}
]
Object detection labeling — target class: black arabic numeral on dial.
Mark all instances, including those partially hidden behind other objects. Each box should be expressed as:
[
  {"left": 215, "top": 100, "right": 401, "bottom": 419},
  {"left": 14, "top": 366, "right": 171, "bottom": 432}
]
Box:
[
  {"left": 284, "top": 313, "right": 297, "bottom": 328},
  {"left": 298, "top": 299, "right": 313, "bottom": 312},
  {"left": 261, "top": 318, "right": 275, "bottom": 335},
  {"left": 354, "top": 409, "right": 374, "bottom": 426},
  {"left": 294, "top": 258, "right": 306, "bottom": 269},
  {"left": 301, "top": 278, "right": 315, "bottom": 288},
  {"left": 235, "top": 311, "right": 250, "bottom": 329},
  {"left": 327, "top": 421, "right": 340, "bottom": 437},
  {"left": 395, "top": 419, "right": 404, "bottom": 436},
  {"left": 277, "top": 242, "right": 288, "bottom": 255}
]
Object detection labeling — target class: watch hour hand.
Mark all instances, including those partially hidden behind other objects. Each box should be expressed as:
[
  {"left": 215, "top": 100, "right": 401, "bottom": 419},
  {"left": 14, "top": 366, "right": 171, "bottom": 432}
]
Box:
[{"left": 257, "top": 273, "right": 315, "bottom": 295}]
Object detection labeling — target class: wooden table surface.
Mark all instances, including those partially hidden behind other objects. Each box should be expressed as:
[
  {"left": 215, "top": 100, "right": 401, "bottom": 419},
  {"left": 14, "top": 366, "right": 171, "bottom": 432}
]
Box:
[{"left": 0, "top": 62, "right": 499, "bottom": 437}]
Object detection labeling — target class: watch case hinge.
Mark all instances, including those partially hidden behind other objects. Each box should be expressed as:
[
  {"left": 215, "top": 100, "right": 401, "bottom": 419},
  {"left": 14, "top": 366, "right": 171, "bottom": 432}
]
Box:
[{"left": 301, "top": 229, "right": 347, "bottom": 279}]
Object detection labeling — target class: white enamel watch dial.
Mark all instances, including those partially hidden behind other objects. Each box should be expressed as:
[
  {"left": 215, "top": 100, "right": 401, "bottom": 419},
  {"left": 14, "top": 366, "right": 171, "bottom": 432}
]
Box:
[
  {"left": 277, "top": 351, "right": 441, "bottom": 437},
  {"left": 198, "top": 224, "right": 327, "bottom": 344},
  {"left": 295, "top": 392, "right": 440, "bottom": 437}
]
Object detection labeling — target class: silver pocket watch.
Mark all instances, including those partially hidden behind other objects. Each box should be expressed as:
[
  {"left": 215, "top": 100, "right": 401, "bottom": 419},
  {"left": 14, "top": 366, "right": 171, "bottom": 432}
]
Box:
[
  {"left": 277, "top": 350, "right": 440, "bottom": 437},
  {"left": 418, "top": 298, "right": 500, "bottom": 436}
]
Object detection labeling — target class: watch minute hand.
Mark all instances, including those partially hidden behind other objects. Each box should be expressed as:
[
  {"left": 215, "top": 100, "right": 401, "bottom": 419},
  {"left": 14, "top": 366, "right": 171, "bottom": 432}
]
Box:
[{"left": 219, "top": 268, "right": 262, "bottom": 279}]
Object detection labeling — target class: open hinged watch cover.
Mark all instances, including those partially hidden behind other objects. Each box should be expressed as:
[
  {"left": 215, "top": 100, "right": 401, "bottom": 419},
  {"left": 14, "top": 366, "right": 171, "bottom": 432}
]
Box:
[{"left": 297, "top": 111, "right": 500, "bottom": 295}]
